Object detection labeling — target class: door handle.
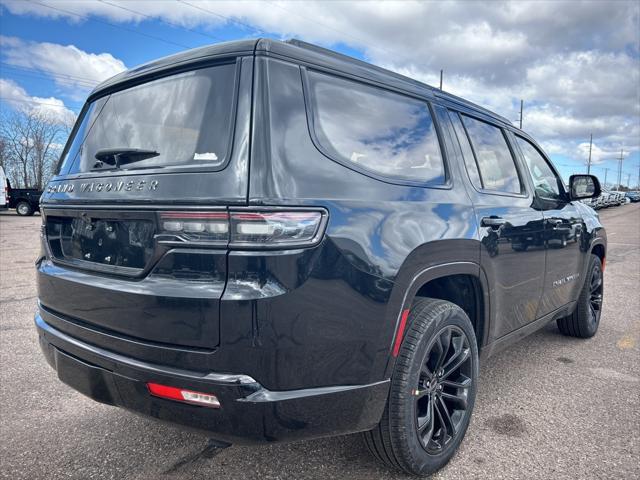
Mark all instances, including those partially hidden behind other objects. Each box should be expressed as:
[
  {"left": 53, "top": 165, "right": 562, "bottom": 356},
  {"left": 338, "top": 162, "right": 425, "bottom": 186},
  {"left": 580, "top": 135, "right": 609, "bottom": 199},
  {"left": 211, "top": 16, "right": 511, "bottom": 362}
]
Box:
[{"left": 481, "top": 216, "right": 506, "bottom": 228}]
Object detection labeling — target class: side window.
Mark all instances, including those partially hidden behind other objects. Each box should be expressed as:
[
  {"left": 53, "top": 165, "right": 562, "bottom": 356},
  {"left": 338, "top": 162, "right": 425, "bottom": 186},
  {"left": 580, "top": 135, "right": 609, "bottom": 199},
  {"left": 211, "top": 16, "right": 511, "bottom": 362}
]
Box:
[
  {"left": 306, "top": 70, "right": 445, "bottom": 183},
  {"left": 449, "top": 111, "right": 482, "bottom": 189},
  {"left": 461, "top": 114, "right": 522, "bottom": 194},
  {"left": 515, "top": 136, "right": 564, "bottom": 201}
]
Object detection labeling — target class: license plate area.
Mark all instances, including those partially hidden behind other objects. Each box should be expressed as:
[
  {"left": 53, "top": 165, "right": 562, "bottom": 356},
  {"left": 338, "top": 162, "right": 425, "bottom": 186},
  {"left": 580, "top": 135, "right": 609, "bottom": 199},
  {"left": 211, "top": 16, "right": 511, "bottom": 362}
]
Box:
[{"left": 45, "top": 209, "right": 157, "bottom": 277}]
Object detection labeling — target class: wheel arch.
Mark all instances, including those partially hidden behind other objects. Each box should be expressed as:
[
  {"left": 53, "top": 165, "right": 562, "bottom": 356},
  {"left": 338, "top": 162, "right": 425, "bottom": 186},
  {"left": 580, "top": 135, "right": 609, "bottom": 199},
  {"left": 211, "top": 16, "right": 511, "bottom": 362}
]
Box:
[
  {"left": 591, "top": 242, "right": 606, "bottom": 264},
  {"left": 383, "top": 262, "right": 490, "bottom": 378}
]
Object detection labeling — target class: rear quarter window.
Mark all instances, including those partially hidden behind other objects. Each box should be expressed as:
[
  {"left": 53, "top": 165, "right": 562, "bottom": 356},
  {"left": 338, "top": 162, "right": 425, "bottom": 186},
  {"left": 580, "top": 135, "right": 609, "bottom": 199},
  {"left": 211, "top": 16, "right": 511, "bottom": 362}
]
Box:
[{"left": 305, "top": 70, "right": 445, "bottom": 184}]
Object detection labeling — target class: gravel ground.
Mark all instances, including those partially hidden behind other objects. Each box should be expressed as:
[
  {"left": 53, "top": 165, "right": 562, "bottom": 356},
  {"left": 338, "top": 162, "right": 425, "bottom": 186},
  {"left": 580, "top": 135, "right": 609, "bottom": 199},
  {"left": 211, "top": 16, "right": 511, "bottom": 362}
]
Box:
[{"left": 1, "top": 204, "right": 638, "bottom": 480}]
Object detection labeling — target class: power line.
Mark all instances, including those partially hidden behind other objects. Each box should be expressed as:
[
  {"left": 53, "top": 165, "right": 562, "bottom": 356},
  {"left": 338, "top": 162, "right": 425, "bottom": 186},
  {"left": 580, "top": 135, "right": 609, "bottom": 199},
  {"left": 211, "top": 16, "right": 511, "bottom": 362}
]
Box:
[
  {"left": 27, "top": 0, "right": 191, "bottom": 49},
  {"left": 263, "top": 0, "right": 399, "bottom": 60},
  {"left": 0, "top": 96, "right": 80, "bottom": 111},
  {"left": 97, "top": 0, "right": 224, "bottom": 42},
  {"left": 0, "top": 63, "right": 98, "bottom": 89},
  {"left": 0, "top": 62, "right": 100, "bottom": 85},
  {"left": 176, "top": 0, "right": 266, "bottom": 36},
  {"left": 1, "top": 69, "right": 95, "bottom": 89}
]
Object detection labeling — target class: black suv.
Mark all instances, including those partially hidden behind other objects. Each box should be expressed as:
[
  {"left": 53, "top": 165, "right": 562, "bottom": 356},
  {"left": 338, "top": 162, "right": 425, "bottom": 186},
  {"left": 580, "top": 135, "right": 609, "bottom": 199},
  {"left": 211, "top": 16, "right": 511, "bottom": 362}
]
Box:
[{"left": 36, "top": 39, "right": 606, "bottom": 476}]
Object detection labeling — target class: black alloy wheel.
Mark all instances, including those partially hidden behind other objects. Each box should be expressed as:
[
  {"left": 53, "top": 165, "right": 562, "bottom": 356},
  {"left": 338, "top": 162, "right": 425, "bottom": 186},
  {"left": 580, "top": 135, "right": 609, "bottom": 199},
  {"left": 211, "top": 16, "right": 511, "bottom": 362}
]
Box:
[
  {"left": 557, "top": 254, "right": 603, "bottom": 338},
  {"left": 415, "top": 325, "right": 472, "bottom": 454},
  {"left": 587, "top": 262, "right": 603, "bottom": 328},
  {"left": 364, "top": 298, "right": 478, "bottom": 476}
]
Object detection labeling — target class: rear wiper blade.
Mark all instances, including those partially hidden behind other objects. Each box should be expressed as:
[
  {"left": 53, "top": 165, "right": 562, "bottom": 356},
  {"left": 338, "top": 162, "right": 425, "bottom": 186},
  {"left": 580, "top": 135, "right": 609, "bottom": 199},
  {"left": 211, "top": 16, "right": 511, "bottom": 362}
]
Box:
[{"left": 93, "top": 148, "right": 160, "bottom": 169}]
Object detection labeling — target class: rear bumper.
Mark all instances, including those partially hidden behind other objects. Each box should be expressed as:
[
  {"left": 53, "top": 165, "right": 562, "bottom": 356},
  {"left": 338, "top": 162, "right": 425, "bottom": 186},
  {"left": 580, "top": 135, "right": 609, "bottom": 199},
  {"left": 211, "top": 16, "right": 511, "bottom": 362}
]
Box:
[{"left": 35, "top": 312, "right": 389, "bottom": 444}]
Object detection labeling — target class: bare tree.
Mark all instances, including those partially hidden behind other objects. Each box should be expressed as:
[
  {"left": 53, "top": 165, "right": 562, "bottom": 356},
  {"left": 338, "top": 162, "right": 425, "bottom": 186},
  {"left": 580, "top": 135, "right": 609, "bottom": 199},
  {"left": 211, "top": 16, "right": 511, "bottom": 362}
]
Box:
[{"left": 0, "top": 109, "right": 72, "bottom": 189}]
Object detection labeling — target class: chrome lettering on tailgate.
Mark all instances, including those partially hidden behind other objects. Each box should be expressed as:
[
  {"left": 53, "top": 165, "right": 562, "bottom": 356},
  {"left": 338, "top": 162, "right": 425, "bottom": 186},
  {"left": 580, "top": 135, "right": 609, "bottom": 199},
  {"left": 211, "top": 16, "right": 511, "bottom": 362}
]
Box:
[{"left": 47, "top": 179, "right": 159, "bottom": 194}]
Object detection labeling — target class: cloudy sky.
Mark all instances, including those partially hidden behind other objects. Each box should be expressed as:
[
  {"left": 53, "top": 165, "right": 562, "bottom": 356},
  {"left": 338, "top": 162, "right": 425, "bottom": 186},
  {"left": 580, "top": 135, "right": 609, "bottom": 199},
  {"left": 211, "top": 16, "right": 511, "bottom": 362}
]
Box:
[{"left": 1, "top": 0, "right": 639, "bottom": 186}]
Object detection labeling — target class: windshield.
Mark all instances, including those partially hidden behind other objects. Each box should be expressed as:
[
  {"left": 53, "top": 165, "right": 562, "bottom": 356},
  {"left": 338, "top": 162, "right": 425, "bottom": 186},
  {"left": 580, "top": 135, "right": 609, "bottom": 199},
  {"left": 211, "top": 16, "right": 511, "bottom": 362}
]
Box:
[{"left": 58, "top": 62, "right": 237, "bottom": 175}]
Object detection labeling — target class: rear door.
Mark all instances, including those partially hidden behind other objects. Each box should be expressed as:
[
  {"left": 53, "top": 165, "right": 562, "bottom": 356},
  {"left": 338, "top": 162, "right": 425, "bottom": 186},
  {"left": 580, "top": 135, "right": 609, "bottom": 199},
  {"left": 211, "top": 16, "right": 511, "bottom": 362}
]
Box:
[
  {"left": 448, "top": 110, "right": 546, "bottom": 340},
  {"left": 39, "top": 56, "right": 254, "bottom": 350},
  {"left": 513, "top": 134, "right": 587, "bottom": 316}
]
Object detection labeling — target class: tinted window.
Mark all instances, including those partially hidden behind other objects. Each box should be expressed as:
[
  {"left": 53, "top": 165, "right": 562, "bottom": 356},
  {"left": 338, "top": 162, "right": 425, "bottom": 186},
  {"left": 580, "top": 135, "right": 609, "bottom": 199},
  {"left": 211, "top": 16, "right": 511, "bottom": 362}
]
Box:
[
  {"left": 461, "top": 115, "right": 522, "bottom": 194},
  {"left": 60, "top": 63, "right": 237, "bottom": 174},
  {"left": 449, "top": 111, "right": 482, "bottom": 189},
  {"left": 516, "top": 136, "right": 563, "bottom": 200},
  {"left": 307, "top": 70, "right": 445, "bottom": 183}
]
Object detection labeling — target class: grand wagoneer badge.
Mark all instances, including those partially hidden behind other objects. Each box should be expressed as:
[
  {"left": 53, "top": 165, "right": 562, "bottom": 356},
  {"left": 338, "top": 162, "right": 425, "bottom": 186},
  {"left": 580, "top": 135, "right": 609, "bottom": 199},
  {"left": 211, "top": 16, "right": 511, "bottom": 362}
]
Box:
[{"left": 47, "top": 179, "right": 159, "bottom": 194}]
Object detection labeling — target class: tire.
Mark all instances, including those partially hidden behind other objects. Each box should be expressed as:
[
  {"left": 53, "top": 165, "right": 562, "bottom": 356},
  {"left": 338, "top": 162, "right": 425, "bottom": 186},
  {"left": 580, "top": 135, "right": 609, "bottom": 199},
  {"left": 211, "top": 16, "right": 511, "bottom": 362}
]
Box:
[
  {"left": 363, "top": 298, "right": 479, "bottom": 476},
  {"left": 557, "top": 254, "right": 603, "bottom": 338},
  {"left": 16, "top": 201, "right": 33, "bottom": 216}
]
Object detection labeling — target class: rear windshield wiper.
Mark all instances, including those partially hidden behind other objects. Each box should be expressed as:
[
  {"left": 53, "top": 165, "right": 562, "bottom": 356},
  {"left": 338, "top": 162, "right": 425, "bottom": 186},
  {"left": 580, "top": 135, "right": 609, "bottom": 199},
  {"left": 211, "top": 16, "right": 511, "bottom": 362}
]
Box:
[{"left": 93, "top": 148, "right": 160, "bottom": 170}]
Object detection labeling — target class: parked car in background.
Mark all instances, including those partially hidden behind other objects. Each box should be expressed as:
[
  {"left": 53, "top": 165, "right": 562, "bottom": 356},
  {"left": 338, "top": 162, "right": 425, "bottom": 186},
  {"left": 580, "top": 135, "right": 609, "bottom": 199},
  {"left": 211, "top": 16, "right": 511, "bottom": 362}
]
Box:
[
  {"left": 6, "top": 180, "right": 42, "bottom": 215},
  {"left": 600, "top": 189, "right": 616, "bottom": 207},
  {"left": 610, "top": 191, "right": 626, "bottom": 205},
  {"left": 625, "top": 191, "right": 640, "bottom": 202},
  {"left": 35, "top": 39, "right": 607, "bottom": 476},
  {"left": 0, "top": 166, "right": 7, "bottom": 209},
  {"left": 581, "top": 196, "right": 599, "bottom": 210}
]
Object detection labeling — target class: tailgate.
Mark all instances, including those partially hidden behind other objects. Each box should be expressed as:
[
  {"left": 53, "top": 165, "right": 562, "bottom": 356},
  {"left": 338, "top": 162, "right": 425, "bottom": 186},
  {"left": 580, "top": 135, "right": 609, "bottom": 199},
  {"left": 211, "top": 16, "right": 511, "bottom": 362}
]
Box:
[
  {"left": 39, "top": 207, "right": 227, "bottom": 350},
  {"left": 36, "top": 55, "right": 255, "bottom": 350}
]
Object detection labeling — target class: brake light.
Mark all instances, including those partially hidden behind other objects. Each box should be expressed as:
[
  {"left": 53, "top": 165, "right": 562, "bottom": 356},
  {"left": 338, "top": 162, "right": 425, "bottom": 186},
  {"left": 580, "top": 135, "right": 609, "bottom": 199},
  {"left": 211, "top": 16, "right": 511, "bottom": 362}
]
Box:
[
  {"left": 158, "top": 210, "right": 326, "bottom": 248},
  {"left": 160, "top": 211, "right": 229, "bottom": 242},
  {"left": 231, "top": 211, "right": 323, "bottom": 246},
  {"left": 147, "top": 382, "right": 220, "bottom": 408}
]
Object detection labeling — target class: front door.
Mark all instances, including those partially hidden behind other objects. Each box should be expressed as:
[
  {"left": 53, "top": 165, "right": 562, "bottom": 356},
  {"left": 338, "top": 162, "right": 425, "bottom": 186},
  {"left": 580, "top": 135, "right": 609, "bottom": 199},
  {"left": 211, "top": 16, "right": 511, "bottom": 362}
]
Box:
[
  {"left": 513, "top": 134, "right": 588, "bottom": 317},
  {"left": 447, "top": 110, "right": 546, "bottom": 341}
]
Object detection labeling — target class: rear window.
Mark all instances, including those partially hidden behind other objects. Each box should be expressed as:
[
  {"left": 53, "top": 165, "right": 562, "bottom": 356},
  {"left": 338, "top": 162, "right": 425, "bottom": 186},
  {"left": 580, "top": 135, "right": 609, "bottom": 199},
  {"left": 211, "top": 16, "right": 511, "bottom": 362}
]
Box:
[
  {"left": 58, "top": 62, "right": 237, "bottom": 174},
  {"left": 306, "top": 70, "right": 445, "bottom": 184}
]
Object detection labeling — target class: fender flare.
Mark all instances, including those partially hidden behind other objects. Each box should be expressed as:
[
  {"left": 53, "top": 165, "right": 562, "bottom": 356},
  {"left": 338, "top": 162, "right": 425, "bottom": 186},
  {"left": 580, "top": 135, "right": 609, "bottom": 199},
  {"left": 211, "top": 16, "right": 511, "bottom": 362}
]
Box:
[
  {"left": 576, "top": 238, "right": 607, "bottom": 291},
  {"left": 382, "top": 261, "right": 490, "bottom": 378}
]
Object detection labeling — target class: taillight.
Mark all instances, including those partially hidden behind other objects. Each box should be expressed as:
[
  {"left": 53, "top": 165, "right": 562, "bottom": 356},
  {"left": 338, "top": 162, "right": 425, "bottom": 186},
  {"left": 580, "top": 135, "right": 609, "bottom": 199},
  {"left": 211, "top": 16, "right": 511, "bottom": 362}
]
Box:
[
  {"left": 159, "top": 211, "right": 229, "bottom": 243},
  {"left": 231, "top": 211, "right": 324, "bottom": 247},
  {"left": 158, "top": 209, "right": 327, "bottom": 248},
  {"left": 147, "top": 382, "right": 220, "bottom": 408}
]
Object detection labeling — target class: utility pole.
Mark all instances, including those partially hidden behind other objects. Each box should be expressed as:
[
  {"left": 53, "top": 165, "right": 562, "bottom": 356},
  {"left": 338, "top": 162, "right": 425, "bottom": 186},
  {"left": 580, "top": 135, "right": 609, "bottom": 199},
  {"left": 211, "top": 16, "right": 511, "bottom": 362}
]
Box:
[
  {"left": 603, "top": 168, "right": 609, "bottom": 189},
  {"left": 519, "top": 99, "right": 523, "bottom": 129},
  {"left": 627, "top": 173, "right": 631, "bottom": 188},
  {"left": 587, "top": 133, "right": 593, "bottom": 174},
  {"left": 439, "top": 69, "right": 443, "bottom": 90},
  {"left": 617, "top": 149, "right": 624, "bottom": 189}
]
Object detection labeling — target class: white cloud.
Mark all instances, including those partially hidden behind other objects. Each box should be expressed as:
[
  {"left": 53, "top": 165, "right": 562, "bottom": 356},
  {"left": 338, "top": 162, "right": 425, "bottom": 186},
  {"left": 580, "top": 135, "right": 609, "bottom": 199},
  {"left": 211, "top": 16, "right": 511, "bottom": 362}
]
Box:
[
  {"left": 0, "top": 78, "right": 76, "bottom": 123},
  {"left": 0, "top": 36, "right": 126, "bottom": 94},
  {"left": 576, "top": 142, "right": 630, "bottom": 165},
  {"left": 1, "top": 0, "right": 639, "bottom": 163}
]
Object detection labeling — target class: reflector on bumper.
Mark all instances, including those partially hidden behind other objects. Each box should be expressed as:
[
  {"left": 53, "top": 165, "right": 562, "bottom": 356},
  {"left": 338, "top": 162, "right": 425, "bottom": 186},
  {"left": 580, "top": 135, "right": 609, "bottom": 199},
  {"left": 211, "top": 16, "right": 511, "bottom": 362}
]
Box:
[{"left": 147, "top": 382, "right": 221, "bottom": 408}]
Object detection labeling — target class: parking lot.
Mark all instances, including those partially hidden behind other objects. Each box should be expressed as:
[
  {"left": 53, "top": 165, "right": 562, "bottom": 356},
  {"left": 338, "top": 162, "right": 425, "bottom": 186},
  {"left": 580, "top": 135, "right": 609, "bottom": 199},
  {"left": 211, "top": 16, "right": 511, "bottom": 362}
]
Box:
[{"left": 0, "top": 204, "right": 638, "bottom": 480}]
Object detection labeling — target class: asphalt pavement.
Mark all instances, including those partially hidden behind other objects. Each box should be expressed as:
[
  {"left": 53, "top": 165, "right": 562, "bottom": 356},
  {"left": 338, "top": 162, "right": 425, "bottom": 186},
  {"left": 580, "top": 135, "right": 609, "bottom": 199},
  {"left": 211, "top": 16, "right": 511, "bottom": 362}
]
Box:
[{"left": 1, "top": 204, "right": 638, "bottom": 480}]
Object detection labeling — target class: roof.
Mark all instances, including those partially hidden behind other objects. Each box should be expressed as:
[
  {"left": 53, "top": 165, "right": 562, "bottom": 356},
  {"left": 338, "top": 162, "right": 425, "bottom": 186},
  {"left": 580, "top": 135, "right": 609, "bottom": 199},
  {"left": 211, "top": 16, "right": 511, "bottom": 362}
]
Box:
[{"left": 90, "top": 38, "right": 512, "bottom": 126}]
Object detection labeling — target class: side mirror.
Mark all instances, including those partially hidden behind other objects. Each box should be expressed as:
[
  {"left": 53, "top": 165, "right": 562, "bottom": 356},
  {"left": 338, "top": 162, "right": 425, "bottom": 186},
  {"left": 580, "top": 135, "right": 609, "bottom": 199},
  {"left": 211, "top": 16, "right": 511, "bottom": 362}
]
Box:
[{"left": 569, "top": 174, "right": 601, "bottom": 200}]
